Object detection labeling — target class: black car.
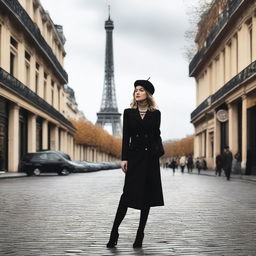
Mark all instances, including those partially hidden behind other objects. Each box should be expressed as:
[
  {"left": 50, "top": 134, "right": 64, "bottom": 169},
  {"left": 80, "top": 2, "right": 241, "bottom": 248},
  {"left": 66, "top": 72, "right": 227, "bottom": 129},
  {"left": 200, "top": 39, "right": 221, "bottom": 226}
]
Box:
[{"left": 19, "top": 151, "right": 85, "bottom": 176}]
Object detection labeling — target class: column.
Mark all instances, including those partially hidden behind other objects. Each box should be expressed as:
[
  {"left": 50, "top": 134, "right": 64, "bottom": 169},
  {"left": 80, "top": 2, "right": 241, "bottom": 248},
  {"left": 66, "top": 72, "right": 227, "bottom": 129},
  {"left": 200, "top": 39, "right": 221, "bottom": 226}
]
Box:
[
  {"left": 205, "top": 130, "right": 210, "bottom": 164},
  {"left": 194, "top": 135, "right": 199, "bottom": 158},
  {"left": 8, "top": 104, "right": 19, "bottom": 172},
  {"left": 80, "top": 146, "right": 84, "bottom": 161},
  {"left": 241, "top": 95, "right": 247, "bottom": 170},
  {"left": 42, "top": 119, "right": 48, "bottom": 150},
  {"left": 51, "top": 125, "right": 59, "bottom": 150},
  {"left": 70, "top": 135, "right": 74, "bottom": 160},
  {"left": 1, "top": 25, "right": 10, "bottom": 71},
  {"left": 252, "top": 15, "right": 256, "bottom": 61},
  {"left": 213, "top": 111, "right": 221, "bottom": 168},
  {"left": 27, "top": 113, "right": 36, "bottom": 153},
  {"left": 228, "top": 103, "right": 238, "bottom": 155},
  {"left": 62, "top": 130, "right": 68, "bottom": 153}
]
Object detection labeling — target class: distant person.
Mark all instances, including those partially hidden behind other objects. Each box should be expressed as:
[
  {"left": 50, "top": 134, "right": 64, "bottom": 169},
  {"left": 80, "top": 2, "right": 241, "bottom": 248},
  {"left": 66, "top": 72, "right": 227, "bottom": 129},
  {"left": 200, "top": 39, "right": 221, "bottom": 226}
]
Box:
[
  {"left": 246, "top": 149, "right": 252, "bottom": 175},
  {"left": 170, "top": 158, "right": 177, "bottom": 174},
  {"left": 215, "top": 154, "right": 223, "bottom": 176},
  {"left": 106, "top": 79, "right": 164, "bottom": 248},
  {"left": 195, "top": 158, "right": 202, "bottom": 175},
  {"left": 179, "top": 155, "right": 186, "bottom": 173},
  {"left": 202, "top": 158, "right": 207, "bottom": 170},
  {"left": 187, "top": 154, "right": 194, "bottom": 173},
  {"left": 233, "top": 152, "right": 242, "bottom": 174},
  {"left": 222, "top": 146, "right": 233, "bottom": 180}
]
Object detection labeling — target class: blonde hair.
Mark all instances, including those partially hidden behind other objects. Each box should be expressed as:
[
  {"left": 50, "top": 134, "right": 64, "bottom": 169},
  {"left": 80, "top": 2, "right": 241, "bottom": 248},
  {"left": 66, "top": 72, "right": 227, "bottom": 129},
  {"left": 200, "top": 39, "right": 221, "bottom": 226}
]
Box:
[{"left": 130, "top": 89, "right": 157, "bottom": 111}]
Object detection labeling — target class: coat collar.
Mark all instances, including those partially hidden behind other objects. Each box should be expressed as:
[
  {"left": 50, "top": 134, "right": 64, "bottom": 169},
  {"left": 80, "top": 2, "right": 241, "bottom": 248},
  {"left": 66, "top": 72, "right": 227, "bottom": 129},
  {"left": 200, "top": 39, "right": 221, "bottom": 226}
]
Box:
[{"left": 135, "top": 108, "right": 151, "bottom": 122}]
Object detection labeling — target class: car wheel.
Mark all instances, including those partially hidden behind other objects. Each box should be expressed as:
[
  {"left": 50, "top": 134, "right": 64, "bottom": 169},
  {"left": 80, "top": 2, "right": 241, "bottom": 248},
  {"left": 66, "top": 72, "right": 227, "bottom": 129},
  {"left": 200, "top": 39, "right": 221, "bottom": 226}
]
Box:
[
  {"left": 33, "top": 168, "right": 41, "bottom": 176},
  {"left": 58, "top": 167, "right": 70, "bottom": 176}
]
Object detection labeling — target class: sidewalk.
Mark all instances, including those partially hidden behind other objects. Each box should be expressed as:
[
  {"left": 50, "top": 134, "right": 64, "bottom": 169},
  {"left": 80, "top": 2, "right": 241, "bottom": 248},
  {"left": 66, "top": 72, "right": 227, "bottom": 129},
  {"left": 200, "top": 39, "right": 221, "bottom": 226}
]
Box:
[
  {"left": 188, "top": 168, "right": 256, "bottom": 183},
  {"left": 1, "top": 169, "right": 256, "bottom": 183},
  {"left": 0, "top": 171, "right": 26, "bottom": 179}
]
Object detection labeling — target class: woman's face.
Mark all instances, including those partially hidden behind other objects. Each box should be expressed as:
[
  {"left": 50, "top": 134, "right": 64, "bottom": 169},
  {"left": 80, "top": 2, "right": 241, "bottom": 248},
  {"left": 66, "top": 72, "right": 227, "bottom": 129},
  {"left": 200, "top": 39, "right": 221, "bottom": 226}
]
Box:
[{"left": 134, "top": 86, "right": 147, "bottom": 102}]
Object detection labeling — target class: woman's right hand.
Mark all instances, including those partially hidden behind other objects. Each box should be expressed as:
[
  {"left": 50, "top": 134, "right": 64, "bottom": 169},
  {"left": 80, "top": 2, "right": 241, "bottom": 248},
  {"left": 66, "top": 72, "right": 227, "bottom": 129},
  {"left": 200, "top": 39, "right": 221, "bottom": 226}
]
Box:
[{"left": 121, "top": 160, "right": 128, "bottom": 173}]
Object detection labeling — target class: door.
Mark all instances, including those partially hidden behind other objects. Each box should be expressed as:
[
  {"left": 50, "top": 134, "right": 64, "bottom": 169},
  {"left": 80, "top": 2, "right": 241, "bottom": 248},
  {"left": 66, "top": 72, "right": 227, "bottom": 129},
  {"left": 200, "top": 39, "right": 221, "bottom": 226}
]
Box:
[
  {"left": 0, "top": 98, "right": 8, "bottom": 171},
  {"left": 247, "top": 106, "right": 256, "bottom": 174},
  {"left": 19, "top": 108, "right": 28, "bottom": 161}
]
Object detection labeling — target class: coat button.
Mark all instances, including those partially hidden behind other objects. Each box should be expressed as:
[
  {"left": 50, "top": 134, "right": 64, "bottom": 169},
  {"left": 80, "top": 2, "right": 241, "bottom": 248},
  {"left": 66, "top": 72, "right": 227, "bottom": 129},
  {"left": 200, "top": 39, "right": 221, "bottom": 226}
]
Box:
[
  {"left": 136, "top": 134, "right": 139, "bottom": 137},
  {"left": 145, "top": 147, "right": 148, "bottom": 151}
]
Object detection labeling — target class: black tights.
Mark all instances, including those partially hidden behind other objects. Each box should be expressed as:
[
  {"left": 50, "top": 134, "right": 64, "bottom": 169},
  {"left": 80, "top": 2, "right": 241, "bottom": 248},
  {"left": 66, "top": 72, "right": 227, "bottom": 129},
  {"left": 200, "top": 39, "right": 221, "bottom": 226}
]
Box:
[{"left": 111, "top": 201, "right": 150, "bottom": 234}]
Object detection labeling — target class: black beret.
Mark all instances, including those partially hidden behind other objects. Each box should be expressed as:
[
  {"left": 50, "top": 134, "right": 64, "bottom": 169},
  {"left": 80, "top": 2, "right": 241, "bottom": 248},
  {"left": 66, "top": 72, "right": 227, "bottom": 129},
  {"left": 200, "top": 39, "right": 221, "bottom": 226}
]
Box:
[{"left": 134, "top": 80, "right": 155, "bottom": 95}]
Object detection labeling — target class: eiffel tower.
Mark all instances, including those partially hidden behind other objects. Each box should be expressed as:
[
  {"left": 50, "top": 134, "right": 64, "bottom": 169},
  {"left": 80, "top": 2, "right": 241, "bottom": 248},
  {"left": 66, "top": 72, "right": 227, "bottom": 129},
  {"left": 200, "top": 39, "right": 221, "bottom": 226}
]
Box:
[{"left": 96, "top": 8, "right": 121, "bottom": 136}]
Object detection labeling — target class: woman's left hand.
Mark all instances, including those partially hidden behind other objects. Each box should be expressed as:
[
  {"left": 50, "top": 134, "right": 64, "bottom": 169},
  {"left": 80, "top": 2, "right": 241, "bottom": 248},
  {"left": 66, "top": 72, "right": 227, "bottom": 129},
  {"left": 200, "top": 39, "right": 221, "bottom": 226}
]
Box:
[{"left": 121, "top": 160, "right": 128, "bottom": 173}]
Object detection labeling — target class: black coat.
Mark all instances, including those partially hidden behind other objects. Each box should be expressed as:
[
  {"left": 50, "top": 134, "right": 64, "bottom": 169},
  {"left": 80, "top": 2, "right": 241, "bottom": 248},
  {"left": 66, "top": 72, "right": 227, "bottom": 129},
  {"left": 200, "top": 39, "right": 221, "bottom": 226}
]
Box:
[
  {"left": 222, "top": 150, "right": 233, "bottom": 170},
  {"left": 120, "top": 108, "right": 164, "bottom": 210}
]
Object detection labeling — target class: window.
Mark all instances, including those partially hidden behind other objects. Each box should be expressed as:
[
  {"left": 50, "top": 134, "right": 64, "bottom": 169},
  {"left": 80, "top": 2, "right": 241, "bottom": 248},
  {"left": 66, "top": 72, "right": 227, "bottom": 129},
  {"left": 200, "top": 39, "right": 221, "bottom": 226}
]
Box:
[
  {"left": 35, "top": 62, "right": 39, "bottom": 94},
  {"left": 246, "top": 18, "right": 252, "bottom": 63},
  {"left": 51, "top": 80, "right": 54, "bottom": 105},
  {"left": 10, "top": 36, "right": 18, "bottom": 76},
  {"left": 25, "top": 51, "right": 31, "bottom": 87},
  {"left": 234, "top": 33, "right": 238, "bottom": 74},
  {"left": 249, "top": 28, "right": 252, "bottom": 62},
  {"left": 222, "top": 48, "right": 225, "bottom": 83},
  {"left": 43, "top": 72, "right": 48, "bottom": 100},
  {"left": 10, "top": 52, "right": 15, "bottom": 75},
  {"left": 57, "top": 86, "right": 60, "bottom": 111},
  {"left": 10, "top": 37, "right": 18, "bottom": 49}
]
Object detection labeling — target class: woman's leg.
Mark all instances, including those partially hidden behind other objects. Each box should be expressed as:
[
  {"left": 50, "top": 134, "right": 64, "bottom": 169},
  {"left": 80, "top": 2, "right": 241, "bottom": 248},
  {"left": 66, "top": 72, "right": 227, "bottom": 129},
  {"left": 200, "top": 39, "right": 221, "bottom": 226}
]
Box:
[
  {"left": 111, "top": 200, "right": 128, "bottom": 232},
  {"left": 133, "top": 207, "right": 150, "bottom": 248},
  {"left": 137, "top": 207, "right": 150, "bottom": 233},
  {"left": 106, "top": 199, "right": 128, "bottom": 248}
]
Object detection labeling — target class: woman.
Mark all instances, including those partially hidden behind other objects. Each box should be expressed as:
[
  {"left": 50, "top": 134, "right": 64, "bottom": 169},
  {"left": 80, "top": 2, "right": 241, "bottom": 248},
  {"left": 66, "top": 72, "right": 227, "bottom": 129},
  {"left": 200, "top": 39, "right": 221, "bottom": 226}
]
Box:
[{"left": 106, "top": 79, "right": 164, "bottom": 248}]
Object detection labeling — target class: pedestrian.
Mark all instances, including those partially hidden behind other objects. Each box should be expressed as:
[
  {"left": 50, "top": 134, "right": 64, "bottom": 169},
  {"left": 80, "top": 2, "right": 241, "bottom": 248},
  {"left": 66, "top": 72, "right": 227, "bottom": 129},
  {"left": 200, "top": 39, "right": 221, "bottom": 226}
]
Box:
[
  {"left": 187, "top": 154, "right": 194, "bottom": 173},
  {"left": 222, "top": 146, "right": 233, "bottom": 180},
  {"left": 201, "top": 158, "right": 207, "bottom": 170},
  {"left": 195, "top": 158, "right": 202, "bottom": 174},
  {"left": 232, "top": 152, "right": 242, "bottom": 174},
  {"left": 215, "top": 154, "right": 223, "bottom": 176},
  {"left": 169, "top": 158, "right": 177, "bottom": 174},
  {"left": 179, "top": 155, "right": 186, "bottom": 173},
  {"left": 106, "top": 79, "right": 164, "bottom": 248}
]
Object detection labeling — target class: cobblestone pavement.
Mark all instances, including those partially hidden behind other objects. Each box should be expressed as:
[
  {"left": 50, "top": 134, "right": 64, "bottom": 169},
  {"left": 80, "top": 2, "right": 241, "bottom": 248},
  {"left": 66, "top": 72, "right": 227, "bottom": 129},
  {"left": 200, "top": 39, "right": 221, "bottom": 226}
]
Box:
[{"left": 0, "top": 169, "right": 256, "bottom": 256}]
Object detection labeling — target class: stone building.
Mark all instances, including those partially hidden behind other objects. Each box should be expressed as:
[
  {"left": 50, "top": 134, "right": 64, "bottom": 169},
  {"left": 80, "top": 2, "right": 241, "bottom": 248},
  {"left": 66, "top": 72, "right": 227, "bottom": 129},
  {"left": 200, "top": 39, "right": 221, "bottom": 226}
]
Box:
[
  {"left": 0, "top": 0, "right": 116, "bottom": 172},
  {"left": 190, "top": 0, "right": 256, "bottom": 174}
]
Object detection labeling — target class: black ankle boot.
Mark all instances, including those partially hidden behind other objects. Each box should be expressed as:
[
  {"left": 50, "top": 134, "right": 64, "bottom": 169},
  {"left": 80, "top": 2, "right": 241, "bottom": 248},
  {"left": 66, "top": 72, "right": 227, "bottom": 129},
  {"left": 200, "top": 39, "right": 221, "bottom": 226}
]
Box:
[
  {"left": 106, "top": 230, "right": 119, "bottom": 248},
  {"left": 133, "top": 232, "right": 144, "bottom": 248}
]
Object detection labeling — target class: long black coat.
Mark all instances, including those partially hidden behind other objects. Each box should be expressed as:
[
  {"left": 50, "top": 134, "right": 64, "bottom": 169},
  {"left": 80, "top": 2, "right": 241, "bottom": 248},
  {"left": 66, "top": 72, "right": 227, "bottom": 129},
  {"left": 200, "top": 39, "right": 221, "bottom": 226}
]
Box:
[{"left": 120, "top": 108, "right": 164, "bottom": 210}]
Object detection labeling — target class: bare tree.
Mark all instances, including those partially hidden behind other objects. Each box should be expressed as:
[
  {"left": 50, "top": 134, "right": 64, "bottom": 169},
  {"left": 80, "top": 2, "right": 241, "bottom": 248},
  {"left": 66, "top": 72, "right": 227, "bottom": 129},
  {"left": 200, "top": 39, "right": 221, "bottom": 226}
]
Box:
[{"left": 184, "top": 0, "right": 230, "bottom": 61}]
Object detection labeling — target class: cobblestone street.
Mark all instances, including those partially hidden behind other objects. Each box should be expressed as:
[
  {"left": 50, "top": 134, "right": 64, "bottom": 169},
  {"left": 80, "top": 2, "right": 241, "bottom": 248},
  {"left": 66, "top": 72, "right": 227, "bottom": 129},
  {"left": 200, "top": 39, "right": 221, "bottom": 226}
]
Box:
[{"left": 0, "top": 169, "right": 256, "bottom": 256}]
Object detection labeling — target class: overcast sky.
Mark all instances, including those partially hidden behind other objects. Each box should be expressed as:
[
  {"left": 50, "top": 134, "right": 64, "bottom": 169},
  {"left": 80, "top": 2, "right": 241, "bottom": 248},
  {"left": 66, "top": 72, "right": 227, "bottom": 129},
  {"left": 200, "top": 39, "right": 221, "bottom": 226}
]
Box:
[{"left": 41, "top": 0, "right": 199, "bottom": 141}]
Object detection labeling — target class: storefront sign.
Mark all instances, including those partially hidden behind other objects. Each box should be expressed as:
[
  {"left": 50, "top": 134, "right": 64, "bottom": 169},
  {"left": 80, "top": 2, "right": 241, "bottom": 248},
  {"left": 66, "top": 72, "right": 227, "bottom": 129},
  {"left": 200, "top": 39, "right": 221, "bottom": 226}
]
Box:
[{"left": 216, "top": 109, "right": 228, "bottom": 122}]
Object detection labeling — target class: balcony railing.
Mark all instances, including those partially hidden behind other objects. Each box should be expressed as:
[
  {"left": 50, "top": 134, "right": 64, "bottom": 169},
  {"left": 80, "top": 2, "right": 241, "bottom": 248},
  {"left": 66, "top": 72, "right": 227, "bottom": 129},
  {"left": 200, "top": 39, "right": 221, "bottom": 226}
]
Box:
[
  {"left": 0, "top": 67, "right": 73, "bottom": 129},
  {"left": 191, "top": 60, "right": 256, "bottom": 120},
  {"left": 1, "top": 0, "right": 68, "bottom": 83},
  {"left": 189, "top": 0, "right": 243, "bottom": 75}
]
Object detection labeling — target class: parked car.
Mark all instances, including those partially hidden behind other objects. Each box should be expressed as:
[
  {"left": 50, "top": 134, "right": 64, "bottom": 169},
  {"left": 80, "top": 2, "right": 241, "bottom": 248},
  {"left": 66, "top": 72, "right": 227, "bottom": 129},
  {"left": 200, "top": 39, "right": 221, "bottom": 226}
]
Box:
[{"left": 19, "top": 151, "right": 85, "bottom": 176}]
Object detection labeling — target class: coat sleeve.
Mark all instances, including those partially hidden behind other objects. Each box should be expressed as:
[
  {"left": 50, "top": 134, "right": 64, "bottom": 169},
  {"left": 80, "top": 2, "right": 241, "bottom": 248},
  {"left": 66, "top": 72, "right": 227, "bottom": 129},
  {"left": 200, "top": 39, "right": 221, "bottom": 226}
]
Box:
[
  {"left": 121, "top": 109, "right": 130, "bottom": 160},
  {"left": 155, "top": 110, "right": 161, "bottom": 137}
]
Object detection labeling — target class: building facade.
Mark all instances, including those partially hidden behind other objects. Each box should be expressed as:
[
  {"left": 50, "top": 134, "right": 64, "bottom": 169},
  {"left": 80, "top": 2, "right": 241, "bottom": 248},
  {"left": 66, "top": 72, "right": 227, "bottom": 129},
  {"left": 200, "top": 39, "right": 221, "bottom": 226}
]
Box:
[
  {"left": 0, "top": 0, "right": 117, "bottom": 172},
  {"left": 190, "top": 0, "right": 256, "bottom": 174}
]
